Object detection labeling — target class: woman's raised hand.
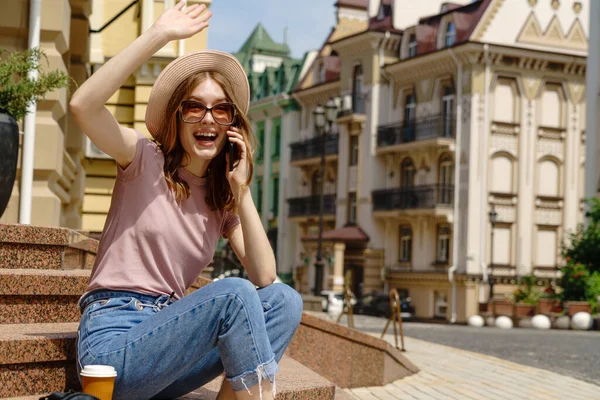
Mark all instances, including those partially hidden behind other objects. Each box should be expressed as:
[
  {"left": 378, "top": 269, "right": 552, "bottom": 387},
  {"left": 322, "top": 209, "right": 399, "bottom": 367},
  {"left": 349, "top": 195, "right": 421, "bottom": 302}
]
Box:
[{"left": 152, "top": 1, "right": 212, "bottom": 42}]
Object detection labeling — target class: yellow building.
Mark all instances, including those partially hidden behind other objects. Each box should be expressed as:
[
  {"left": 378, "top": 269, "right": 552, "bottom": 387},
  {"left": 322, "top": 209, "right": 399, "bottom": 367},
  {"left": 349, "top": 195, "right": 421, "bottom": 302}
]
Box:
[{"left": 1, "top": 0, "right": 210, "bottom": 235}]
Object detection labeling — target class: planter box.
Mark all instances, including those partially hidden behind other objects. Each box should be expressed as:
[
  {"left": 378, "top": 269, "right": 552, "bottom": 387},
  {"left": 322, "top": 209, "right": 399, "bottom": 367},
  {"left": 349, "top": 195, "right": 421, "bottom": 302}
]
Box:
[
  {"left": 514, "top": 303, "right": 535, "bottom": 318},
  {"left": 565, "top": 301, "right": 592, "bottom": 317},
  {"left": 492, "top": 300, "right": 514, "bottom": 317},
  {"left": 537, "top": 298, "right": 558, "bottom": 315}
]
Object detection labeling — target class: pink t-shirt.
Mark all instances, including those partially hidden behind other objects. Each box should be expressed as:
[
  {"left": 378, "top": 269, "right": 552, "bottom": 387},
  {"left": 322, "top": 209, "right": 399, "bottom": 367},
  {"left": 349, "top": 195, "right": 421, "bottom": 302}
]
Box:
[{"left": 86, "top": 131, "right": 240, "bottom": 299}]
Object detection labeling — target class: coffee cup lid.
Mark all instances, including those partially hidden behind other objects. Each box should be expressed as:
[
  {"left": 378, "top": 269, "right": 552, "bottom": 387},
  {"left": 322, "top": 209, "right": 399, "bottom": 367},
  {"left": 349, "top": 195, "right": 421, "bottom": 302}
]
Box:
[{"left": 80, "top": 365, "right": 117, "bottom": 377}]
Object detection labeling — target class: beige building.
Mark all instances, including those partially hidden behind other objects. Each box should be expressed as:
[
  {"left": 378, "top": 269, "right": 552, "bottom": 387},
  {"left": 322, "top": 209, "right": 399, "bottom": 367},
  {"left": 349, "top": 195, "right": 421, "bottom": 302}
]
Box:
[
  {"left": 287, "top": 0, "right": 590, "bottom": 322},
  {"left": 1, "top": 0, "right": 93, "bottom": 228},
  {"left": 1, "top": 0, "right": 210, "bottom": 235}
]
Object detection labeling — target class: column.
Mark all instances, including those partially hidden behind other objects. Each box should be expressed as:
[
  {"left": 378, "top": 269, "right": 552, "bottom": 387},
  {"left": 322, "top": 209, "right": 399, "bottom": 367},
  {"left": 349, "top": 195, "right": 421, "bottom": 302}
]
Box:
[{"left": 333, "top": 242, "right": 346, "bottom": 292}]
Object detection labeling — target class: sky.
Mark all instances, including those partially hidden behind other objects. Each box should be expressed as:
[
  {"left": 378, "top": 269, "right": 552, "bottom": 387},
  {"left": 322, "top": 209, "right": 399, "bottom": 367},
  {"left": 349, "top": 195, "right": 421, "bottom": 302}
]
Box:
[{"left": 206, "top": 0, "right": 338, "bottom": 59}]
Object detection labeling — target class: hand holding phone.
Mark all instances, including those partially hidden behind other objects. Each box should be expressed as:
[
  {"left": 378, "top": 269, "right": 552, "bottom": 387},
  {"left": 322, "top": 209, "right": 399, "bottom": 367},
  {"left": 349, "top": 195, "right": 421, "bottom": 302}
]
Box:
[{"left": 228, "top": 139, "right": 240, "bottom": 171}]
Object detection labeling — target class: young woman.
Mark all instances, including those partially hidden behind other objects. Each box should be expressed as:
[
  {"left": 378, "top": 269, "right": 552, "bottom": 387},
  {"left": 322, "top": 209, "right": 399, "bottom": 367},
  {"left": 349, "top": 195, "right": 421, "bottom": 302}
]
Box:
[{"left": 69, "top": 2, "right": 303, "bottom": 399}]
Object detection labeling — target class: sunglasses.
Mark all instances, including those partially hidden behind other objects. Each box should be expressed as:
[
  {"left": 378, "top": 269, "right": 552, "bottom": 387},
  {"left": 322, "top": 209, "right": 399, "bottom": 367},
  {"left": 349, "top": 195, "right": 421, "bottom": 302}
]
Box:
[{"left": 178, "top": 100, "right": 237, "bottom": 126}]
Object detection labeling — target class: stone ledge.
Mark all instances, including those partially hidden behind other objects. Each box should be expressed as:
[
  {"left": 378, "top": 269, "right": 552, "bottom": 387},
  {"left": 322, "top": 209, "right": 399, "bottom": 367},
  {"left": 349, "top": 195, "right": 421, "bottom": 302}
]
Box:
[
  {"left": 287, "top": 313, "right": 419, "bottom": 388},
  {"left": 0, "top": 269, "right": 90, "bottom": 295},
  {"left": 0, "top": 224, "right": 98, "bottom": 253}
]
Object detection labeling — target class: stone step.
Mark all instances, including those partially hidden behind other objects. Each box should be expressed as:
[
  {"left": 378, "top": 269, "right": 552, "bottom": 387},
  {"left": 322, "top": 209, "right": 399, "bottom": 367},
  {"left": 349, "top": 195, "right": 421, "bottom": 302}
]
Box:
[
  {"left": 0, "top": 323, "right": 336, "bottom": 399},
  {"left": 0, "top": 224, "right": 97, "bottom": 270},
  {"left": 0, "top": 269, "right": 89, "bottom": 324}
]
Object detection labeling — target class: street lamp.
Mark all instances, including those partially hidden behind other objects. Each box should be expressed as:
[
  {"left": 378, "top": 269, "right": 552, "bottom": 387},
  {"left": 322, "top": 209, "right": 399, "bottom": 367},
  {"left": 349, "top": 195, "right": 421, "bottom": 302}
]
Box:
[
  {"left": 488, "top": 204, "right": 498, "bottom": 308},
  {"left": 313, "top": 99, "right": 337, "bottom": 296}
]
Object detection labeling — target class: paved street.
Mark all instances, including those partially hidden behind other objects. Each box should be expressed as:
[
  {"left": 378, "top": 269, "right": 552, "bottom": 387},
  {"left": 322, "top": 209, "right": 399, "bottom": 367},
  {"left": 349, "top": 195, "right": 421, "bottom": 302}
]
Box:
[{"left": 308, "top": 312, "right": 600, "bottom": 400}]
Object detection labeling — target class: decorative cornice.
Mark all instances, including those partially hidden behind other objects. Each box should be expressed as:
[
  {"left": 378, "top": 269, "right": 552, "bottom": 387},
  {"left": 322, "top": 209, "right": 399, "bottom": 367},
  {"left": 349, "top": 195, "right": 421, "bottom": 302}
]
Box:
[{"left": 472, "top": 0, "right": 503, "bottom": 41}]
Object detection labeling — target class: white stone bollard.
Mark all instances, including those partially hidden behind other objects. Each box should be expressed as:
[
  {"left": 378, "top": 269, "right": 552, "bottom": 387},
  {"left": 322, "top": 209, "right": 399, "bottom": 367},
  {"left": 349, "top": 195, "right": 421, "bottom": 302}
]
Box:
[
  {"left": 495, "top": 316, "right": 513, "bottom": 329},
  {"left": 486, "top": 316, "right": 495, "bottom": 327},
  {"left": 531, "top": 314, "right": 551, "bottom": 330},
  {"left": 571, "top": 312, "right": 593, "bottom": 330},
  {"left": 554, "top": 315, "right": 571, "bottom": 329},
  {"left": 468, "top": 315, "right": 485, "bottom": 327}
]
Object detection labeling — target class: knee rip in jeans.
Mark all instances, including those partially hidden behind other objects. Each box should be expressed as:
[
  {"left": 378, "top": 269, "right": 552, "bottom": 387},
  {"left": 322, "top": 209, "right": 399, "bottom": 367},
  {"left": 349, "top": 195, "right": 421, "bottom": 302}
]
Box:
[{"left": 238, "top": 361, "right": 276, "bottom": 400}]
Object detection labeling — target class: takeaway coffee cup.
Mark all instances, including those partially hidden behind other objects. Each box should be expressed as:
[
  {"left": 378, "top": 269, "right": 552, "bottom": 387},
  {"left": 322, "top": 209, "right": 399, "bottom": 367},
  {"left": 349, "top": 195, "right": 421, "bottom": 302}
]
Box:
[{"left": 80, "top": 365, "right": 117, "bottom": 400}]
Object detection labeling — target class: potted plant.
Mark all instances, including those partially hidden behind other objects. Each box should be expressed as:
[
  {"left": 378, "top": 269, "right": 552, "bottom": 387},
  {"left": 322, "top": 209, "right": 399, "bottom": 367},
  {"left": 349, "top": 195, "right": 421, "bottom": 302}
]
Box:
[
  {"left": 559, "top": 261, "right": 592, "bottom": 316},
  {"left": 0, "top": 48, "right": 70, "bottom": 218},
  {"left": 512, "top": 274, "right": 538, "bottom": 318},
  {"left": 536, "top": 283, "right": 559, "bottom": 315}
]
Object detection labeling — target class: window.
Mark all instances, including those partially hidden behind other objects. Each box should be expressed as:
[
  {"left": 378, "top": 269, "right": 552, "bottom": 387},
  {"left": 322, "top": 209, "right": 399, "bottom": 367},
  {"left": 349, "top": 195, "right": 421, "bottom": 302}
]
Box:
[
  {"left": 491, "top": 156, "right": 513, "bottom": 193},
  {"left": 439, "top": 154, "right": 454, "bottom": 204},
  {"left": 404, "top": 93, "right": 416, "bottom": 141},
  {"left": 271, "top": 119, "right": 281, "bottom": 160},
  {"left": 347, "top": 192, "right": 357, "bottom": 224},
  {"left": 408, "top": 34, "right": 417, "bottom": 58},
  {"left": 442, "top": 85, "right": 454, "bottom": 138},
  {"left": 445, "top": 22, "right": 456, "bottom": 47},
  {"left": 538, "top": 159, "right": 560, "bottom": 197},
  {"left": 399, "top": 225, "right": 412, "bottom": 262},
  {"left": 400, "top": 158, "right": 415, "bottom": 188},
  {"left": 352, "top": 65, "right": 364, "bottom": 113},
  {"left": 271, "top": 176, "right": 279, "bottom": 217},
  {"left": 349, "top": 135, "right": 359, "bottom": 166},
  {"left": 311, "top": 171, "right": 320, "bottom": 196},
  {"left": 436, "top": 225, "right": 450, "bottom": 263},
  {"left": 256, "top": 122, "right": 265, "bottom": 162}
]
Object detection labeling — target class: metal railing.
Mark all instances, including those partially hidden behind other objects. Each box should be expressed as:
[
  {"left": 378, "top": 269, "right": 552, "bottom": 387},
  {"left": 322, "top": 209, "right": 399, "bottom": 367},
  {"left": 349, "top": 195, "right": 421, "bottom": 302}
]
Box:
[
  {"left": 290, "top": 134, "right": 339, "bottom": 162},
  {"left": 287, "top": 194, "right": 336, "bottom": 217},
  {"left": 372, "top": 184, "right": 454, "bottom": 211},
  {"left": 377, "top": 114, "right": 455, "bottom": 147}
]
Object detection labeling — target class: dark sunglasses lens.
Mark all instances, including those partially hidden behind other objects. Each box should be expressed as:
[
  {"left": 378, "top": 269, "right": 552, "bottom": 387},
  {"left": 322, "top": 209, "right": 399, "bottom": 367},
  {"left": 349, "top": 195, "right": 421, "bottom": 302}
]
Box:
[
  {"left": 181, "top": 102, "right": 206, "bottom": 122},
  {"left": 212, "top": 104, "right": 235, "bottom": 125}
]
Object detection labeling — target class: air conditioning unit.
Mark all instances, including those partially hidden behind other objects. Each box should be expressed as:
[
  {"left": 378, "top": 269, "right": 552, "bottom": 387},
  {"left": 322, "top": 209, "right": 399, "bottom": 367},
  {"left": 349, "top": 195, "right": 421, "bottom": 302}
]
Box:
[{"left": 85, "top": 137, "right": 112, "bottom": 160}]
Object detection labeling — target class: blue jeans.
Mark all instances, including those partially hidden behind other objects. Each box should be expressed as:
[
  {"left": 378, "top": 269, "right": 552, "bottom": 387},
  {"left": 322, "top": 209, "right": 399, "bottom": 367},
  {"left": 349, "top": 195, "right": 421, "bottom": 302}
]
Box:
[{"left": 76, "top": 278, "right": 303, "bottom": 399}]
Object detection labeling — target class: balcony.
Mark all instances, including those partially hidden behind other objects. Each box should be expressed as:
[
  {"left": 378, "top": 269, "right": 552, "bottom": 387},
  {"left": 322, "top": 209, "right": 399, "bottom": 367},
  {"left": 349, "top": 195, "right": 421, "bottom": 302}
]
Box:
[
  {"left": 377, "top": 114, "right": 455, "bottom": 153},
  {"left": 288, "top": 194, "right": 336, "bottom": 218},
  {"left": 372, "top": 184, "right": 454, "bottom": 217},
  {"left": 290, "top": 134, "right": 339, "bottom": 165},
  {"left": 336, "top": 95, "right": 367, "bottom": 125}
]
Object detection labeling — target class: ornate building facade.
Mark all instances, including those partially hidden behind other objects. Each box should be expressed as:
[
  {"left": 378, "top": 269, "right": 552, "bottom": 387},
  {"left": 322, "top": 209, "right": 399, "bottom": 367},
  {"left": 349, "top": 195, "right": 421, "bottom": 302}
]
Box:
[{"left": 285, "top": 0, "right": 590, "bottom": 322}]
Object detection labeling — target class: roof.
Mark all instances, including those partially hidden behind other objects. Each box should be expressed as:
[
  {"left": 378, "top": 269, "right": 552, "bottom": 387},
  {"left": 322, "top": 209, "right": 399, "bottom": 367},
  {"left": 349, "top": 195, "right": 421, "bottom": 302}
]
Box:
[
  {"left": 234, "top": 23, "right": 291, "bottom": 72},
  {"left": 334, "top": 0, "right": 368, "bottom": 10},
  {"left": 322, "top": 225, "right": 369, "bottom": 242},
  {"left": 369, "top": 0, "right": 402, "bottom": 34}
]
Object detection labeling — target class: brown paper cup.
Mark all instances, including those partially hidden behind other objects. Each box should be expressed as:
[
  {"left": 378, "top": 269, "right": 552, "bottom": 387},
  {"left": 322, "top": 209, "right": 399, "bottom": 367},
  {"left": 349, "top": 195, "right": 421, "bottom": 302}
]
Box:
[{"left": 80, "top": 365, "right": 117, "bottom": 400}]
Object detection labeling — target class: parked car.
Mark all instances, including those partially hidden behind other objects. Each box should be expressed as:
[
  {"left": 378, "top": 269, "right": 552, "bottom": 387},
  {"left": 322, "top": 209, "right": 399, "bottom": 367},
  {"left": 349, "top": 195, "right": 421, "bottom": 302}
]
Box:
[
  {"left": 353, "top": 292, "right": 415, "bottom": 319},
  {"left": 320, "top": 290, "right": 357, "bottom": 314}
]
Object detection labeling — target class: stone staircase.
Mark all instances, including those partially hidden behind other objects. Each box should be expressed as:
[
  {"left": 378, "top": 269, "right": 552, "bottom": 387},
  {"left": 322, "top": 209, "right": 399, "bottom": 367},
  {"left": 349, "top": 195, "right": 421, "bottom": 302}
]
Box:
[{"left": 0, "top": 224, "right": 338, "bottom": 399}]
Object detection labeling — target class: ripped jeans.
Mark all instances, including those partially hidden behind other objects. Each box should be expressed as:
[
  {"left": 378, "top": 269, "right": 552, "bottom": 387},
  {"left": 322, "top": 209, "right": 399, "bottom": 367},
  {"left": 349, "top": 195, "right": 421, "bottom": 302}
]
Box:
[{"left": 76, "top": 278, "right": 303, "bottom": 399}]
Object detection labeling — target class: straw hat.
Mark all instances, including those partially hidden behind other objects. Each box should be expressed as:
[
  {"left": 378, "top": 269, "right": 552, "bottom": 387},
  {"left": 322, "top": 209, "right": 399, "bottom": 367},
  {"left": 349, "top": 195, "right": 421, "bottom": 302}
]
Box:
[{"left": 145, "top": 49, "right": 249, "bottom": 138}]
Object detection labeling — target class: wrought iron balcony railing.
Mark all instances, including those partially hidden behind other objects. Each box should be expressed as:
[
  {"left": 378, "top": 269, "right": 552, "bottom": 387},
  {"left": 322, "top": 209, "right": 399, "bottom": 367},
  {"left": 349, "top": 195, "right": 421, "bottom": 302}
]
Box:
[
  {"left": 290, "top": 134, "right": 339, "bottom": 162},
  {"left": 377, "top": 114, "right": 455, "bottom": 148},
  {"left": 287, "top": 194, "right": 336, "bottom": 217},
  {"left": 372, "top": 184, "right": 454, "bottom": 211}
]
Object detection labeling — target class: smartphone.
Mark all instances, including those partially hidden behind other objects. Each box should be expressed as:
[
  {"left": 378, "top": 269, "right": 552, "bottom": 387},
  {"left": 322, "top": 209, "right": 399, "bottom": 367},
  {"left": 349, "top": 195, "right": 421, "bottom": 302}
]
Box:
[{"left": 228, "top": 139, "right": 240, "bottom": 171}]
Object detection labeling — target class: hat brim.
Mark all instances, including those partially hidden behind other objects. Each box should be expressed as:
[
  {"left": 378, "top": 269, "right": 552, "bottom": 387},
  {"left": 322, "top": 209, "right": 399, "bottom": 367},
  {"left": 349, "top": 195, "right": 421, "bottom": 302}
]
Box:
[{"left": 145, "top": 49, "right": 249, "bottom": 138}]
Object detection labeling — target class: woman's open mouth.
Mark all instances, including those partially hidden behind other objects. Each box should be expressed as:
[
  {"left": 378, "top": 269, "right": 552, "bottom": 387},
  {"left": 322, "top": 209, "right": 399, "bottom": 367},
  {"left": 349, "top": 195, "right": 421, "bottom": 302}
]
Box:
[{"left": 193, "top": 132, "right": 217, "bottom": 147}]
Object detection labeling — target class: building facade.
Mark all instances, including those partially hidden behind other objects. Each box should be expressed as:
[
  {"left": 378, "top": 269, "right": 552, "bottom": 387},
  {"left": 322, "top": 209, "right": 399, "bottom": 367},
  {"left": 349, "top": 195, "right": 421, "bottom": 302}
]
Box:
[
  {"left": 286, "top": 0, "right": 590, "bottom": 322},
  {"left": 1, "top": 0, "right": 92, "bottom": 228},
  {"left": 234, "top": 23, "right": 312, "bottom": 284}
]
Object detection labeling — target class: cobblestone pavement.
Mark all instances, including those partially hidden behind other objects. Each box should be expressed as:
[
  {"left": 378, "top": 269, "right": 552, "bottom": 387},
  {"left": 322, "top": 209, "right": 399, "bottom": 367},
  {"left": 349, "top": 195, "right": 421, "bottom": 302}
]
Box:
[{"left": 307, "top": 312, "right": 600, "bottom": 400}]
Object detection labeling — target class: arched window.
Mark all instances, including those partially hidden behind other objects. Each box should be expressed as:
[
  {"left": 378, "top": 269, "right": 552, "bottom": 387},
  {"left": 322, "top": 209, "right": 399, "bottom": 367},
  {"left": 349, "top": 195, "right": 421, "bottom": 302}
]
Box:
[
  {"left": 408, "top": 34, "right": 417, "bottom": 58},
  {"left": 445, "top": 22, "right": 456, "bottom": 47},
  {"left": 538, "top": 159, "right": 560, "bottom": 197},
  {"left": 541, "top": 85, "right": 563, "bottom": 128},
  {"left": 491, "top": 155, "right": 513, "bottom": 194},
  {"left": 399, "top": 225, "right": 412, "bottom": 262},
  {"left": 352, "top": 65, "right": 364, "bottom": 113},
  {"left": 494, "top": 80, "right": 518, "bottom": 123},
  {"left": 401, "top": 158, "right": 415, "bottom": 188}
]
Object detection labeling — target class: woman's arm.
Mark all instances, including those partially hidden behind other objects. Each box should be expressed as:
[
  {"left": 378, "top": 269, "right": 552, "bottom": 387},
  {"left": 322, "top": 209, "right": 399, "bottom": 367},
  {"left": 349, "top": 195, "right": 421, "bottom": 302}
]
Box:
[
  {"left": 227, "top": 190, "right": 277, "bottom": 288},
  {"left": 69, "top": 1, "right": 211, "bottom": 168},
  {"left": 225, "top": 127, "right": 277, "bottom": 287}
]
